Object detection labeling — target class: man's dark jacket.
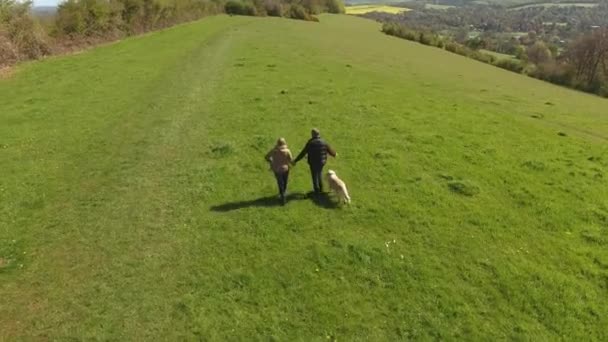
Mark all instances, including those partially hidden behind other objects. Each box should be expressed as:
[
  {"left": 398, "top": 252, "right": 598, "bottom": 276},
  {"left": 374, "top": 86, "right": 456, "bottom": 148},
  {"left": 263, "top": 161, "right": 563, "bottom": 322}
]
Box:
[{"left": 294, "top": 137, "right": 336, "bottom": 167}]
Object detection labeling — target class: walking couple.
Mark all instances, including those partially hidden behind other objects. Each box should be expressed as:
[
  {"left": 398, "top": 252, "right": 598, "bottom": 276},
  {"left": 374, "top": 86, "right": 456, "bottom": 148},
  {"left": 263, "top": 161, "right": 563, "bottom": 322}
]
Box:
[{"left": 265, "top": 128, "right": 337, "bottom": 205}]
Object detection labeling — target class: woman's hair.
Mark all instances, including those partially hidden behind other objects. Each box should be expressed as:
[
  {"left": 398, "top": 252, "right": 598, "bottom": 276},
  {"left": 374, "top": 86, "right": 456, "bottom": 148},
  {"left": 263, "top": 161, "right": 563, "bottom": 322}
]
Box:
[{"left": 277, "top": 137, "right": 287, "bottom": 146}]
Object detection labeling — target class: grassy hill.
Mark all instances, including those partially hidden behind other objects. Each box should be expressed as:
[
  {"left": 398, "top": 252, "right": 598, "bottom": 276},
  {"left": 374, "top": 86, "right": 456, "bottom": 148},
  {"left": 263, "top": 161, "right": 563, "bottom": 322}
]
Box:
[{"left": 1, "top": 14, "right": 607, "bottom": 340}]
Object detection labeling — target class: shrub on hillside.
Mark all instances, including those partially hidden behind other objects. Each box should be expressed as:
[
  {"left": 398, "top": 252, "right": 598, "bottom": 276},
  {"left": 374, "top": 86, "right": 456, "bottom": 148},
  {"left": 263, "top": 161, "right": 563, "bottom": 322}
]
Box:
[
  {"left": 494, "top": 58, "right": 524, "bottom": 73},
  {"left": 444, "top": 42, "right": 469, "bottom": 57},
  {"left": 404, "top": 30, "right": 418, "bottom": 42},
  {"left": 300, "top": 0, "right": 322, "bottom": 14},
  {"left": 241, "top": 2, "right": 258, "bottom": 16},
  {"left": 0, "top": 33, "right": 18, "bottom": 65},
  {"left": 470, "top": 50, "right": 495, "bottom": 64},
  {"left": 54, "top": 0, "right": 222, "bottom": 39},
  {"left": 382, "top": 23, "right": 430, "bottom": 44},
  {"left": 514, "top": 45, "right": 527, "bottom": 61},
  {"left": 325, "top": 0, "right": 345, "bottom": 14},
  {"left": 1, "top": 0, "right": 340, "bottom": 67},
  {"left": 263, "top": 0, "right": 283, "bottom": 16},
  {"left": 55, "top": 0, "right": 121, "bottom": 37},
  {"left": 53, "top": 0, "right": 86, "bottom": 36},
  {"left": 418, "top": 32, "right": 432, "bottom": 45},
  {"left": 526, "top": 41, "right": 552, "bottom": 65},
  {"left": 382, "top": 23, "right": 445, "bottom": 50},
  {"left": 286, "top": 4, "right": 316, "bottom": 21},
  {"left": 400, "top": 29, "right": 417, "bottom": 42},
  {"left": 422, "top": 33, "right": 442, "bottom": 47},
  {"left": 465, "top": 37, "right": 484, "bottom": 50},
  {"left": 0, "top": 0, "right": 50, "bottom": 64},
  {"left": 225, "top": 0, "right": 257, "bottom": 16},
  {"left": 529, "top": 61, "right": 574, "bottom": 87},
  {"left": 381, "top": 22, "right": 397, "bottom": 36}
]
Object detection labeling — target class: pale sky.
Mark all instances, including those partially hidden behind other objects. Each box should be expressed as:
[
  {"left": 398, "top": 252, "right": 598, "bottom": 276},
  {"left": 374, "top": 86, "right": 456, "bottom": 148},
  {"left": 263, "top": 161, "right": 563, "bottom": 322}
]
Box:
[{"left": 34, "top": 0, "right": 60, "bottom": 6}]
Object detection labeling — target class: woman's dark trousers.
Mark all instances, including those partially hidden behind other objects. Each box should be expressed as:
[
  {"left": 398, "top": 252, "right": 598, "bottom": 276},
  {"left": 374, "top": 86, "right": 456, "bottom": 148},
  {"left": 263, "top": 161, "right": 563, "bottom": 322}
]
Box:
[{"left": 274, "top": 171, "right": 289, "bottom": 203}]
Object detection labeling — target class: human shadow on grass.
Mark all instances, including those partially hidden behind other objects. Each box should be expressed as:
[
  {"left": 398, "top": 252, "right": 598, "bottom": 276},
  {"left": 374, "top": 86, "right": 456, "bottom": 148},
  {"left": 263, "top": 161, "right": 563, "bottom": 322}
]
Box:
[
  {"left": 210, "top": 192, "right": 339, "bottom": 212},
  {"left": 210, "top": 193, "right": 308, "bottom": 212}
]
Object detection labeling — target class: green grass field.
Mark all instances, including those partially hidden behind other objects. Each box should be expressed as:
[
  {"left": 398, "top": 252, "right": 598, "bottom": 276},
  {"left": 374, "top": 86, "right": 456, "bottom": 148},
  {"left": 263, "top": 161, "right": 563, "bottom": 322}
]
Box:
[
  {"left": 1, "top": 14, "right": 607, "bottom": 340},
  {"left": 345, "top": 4, "right": 410, "bottom": 14}
]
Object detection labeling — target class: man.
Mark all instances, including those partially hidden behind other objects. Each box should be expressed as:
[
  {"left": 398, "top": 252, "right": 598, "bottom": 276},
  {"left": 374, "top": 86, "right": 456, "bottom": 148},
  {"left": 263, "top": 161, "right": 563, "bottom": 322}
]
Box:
[{"left": 294, "top": 128, "right": 337, "bottom": 194}]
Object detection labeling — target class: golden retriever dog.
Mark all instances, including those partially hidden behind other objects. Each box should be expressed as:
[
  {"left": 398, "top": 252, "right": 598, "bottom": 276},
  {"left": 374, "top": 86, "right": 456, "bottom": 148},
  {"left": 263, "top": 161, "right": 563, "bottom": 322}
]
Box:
[{"left": 327, "top": 170, "right": 351, "bottom": 204}]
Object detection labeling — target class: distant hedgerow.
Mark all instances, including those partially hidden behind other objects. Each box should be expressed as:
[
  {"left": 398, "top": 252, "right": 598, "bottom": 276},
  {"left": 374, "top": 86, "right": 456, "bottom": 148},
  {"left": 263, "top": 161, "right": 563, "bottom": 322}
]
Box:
[
  {"left": 383, "top": 23, "right": 494, "bottom": 64},
  {"left": 264, "top": 0, "right": 283, "bottom": 17},
  {"left": 286, "top": 4, "right": 317, "bottom": 21},
  {"left": 1, "top": 0, "right": 346, "bottom": 67},
  {"left": 382, "top": 22, "right": 608, "bottom": 98},
  {"left": 494, "top": 58, "right": 524, "bottom": 73},
  {"left": 470, "top": 50, "right": 495, "bottom": 64},
  {"left": 0, "top": 0, "right": 51, "bottom": 66},
  {"left": 225, "top": 0, "right": 257, "bottom": 16}
]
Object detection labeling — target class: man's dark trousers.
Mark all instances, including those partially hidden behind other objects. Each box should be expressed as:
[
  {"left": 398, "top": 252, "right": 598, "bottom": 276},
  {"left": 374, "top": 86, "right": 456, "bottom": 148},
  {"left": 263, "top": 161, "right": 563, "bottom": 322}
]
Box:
[{"left": 309, "top": 163, "right": 324, "bottom": 193}]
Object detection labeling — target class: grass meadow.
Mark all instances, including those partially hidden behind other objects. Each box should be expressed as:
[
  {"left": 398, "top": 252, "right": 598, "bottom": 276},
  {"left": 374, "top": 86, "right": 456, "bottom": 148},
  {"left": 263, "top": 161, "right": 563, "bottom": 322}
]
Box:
[{"left": 1, "top": 14, "right": 607, "bottom": 339}]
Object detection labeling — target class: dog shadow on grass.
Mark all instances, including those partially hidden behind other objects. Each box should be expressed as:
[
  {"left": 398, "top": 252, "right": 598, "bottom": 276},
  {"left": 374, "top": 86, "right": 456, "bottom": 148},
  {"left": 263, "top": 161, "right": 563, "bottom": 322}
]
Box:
[
  {"left": 210, "top": 192, "right": 338, "bottom": 212},
  {"left": 309, "top": 192, "right": 339, "bottom": 209}
]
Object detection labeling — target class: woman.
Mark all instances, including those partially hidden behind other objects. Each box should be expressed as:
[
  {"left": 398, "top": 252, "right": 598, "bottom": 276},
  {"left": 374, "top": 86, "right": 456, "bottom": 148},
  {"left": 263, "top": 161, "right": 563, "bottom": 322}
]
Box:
[{"left": 265, "top": 138, "right": 293, "bottom": 205}]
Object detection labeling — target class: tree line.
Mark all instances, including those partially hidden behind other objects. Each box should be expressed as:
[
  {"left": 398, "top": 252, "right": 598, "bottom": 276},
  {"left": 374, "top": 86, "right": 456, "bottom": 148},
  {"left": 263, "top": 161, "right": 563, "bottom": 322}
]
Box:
[
  {"left": 0, "top": 0, "right": 344, "bottom": 67},
  {"left": 367, "top": 2, "right": 608, "bottom": 44},
  {"left": 382, "top": 22, "right": 608, "bottom": 97},
  {"left": 364, "top": 2, "right": 608, "bottom": 96}
]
